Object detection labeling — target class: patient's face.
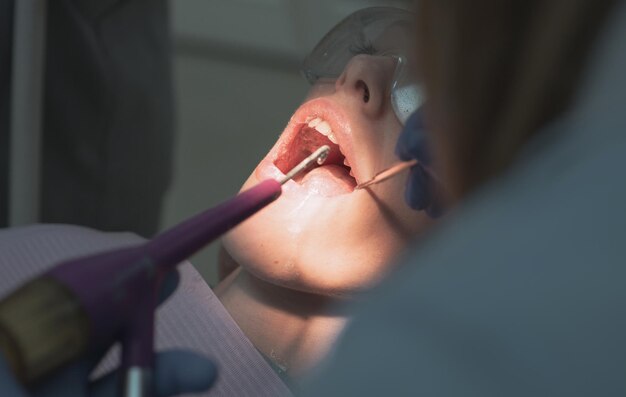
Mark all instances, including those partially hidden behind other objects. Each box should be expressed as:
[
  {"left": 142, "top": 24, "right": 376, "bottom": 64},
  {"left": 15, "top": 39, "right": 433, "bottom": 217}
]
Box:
[{"left": 222, "top": 54, "right": 432, "bottom": 296}]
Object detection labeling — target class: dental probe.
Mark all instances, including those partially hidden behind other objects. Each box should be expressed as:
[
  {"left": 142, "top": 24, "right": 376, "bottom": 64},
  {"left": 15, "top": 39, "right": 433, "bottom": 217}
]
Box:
[
  {"left": 0, "top": 146, "right": 331, "bottom": 396},
  {"left": 355, "top": 159, "right": 418, "bottom": 189}
]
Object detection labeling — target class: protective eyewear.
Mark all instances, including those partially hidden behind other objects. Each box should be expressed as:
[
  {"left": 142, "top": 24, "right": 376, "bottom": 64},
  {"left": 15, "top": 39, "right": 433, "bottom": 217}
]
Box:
[{"left": 301, "top": 7, "right": 422, "bottom": 125}]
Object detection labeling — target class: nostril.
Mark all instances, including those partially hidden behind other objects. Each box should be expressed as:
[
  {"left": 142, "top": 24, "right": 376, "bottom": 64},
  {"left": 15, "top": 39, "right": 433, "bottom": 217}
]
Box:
[{"left": 356, "top": 80, "right": 370, "bottom": 103}]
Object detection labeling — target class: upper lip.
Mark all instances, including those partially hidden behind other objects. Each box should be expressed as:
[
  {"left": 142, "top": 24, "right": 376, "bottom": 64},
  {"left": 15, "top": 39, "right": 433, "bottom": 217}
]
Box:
[{"left": 269, "top": 97, "right": 359, "bottom": 183}]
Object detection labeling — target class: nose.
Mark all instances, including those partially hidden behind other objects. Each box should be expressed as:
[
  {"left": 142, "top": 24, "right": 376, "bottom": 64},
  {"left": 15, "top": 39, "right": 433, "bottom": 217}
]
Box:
[{"left": 335, "top": 55, "right": 397, "bottom": 119}]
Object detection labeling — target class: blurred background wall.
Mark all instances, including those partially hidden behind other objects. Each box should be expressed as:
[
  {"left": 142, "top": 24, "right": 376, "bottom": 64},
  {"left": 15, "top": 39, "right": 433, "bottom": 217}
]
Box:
[{"left": 164, "top": 0, "right": 411, "bottom": 284}]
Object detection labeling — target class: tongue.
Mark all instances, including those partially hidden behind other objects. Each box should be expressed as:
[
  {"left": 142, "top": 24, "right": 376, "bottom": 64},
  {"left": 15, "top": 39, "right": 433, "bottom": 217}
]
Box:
[{"left": 300, "top": 165, "right": 355, "bottom": 196}]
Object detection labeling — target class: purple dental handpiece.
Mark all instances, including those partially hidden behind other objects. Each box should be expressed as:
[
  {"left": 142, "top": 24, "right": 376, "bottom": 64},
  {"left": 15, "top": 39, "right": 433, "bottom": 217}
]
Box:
[
  {"left": 0, "top": 179, "right": 281, "bottom": 396},
  {"left": 0, "top": 145, "right": 330, "bottom": 396},
  {"left": 51, "top": 179, "right": 282, "bottom": 397}
]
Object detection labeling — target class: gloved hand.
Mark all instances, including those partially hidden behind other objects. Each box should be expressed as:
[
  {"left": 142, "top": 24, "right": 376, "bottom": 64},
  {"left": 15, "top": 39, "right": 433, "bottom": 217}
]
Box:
[
  {"left": 395, "top": 109, "right": 444, "bottom": 217},
  {"left": 0, "top": 271, "right": 216, "bottom": 397}
]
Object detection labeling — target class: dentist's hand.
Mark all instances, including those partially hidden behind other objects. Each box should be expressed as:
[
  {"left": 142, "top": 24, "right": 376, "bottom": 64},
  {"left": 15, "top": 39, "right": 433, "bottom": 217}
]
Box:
[
  {"left": 395, "top": 110, "right": 444, "bottom": 218},
  {"left": 0, "top": 271, "right": 216, "bottom": 397}
]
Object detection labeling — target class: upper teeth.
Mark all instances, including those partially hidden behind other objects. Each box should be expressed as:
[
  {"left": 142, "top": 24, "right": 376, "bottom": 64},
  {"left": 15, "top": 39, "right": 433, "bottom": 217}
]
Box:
[{"left": 307, "top": 117, "right": 338, "bottom": 144}]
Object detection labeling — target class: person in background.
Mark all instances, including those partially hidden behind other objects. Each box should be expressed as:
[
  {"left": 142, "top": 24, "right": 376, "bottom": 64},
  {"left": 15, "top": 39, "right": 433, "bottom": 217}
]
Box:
[{"left": 0, "top": 0, "right": 174, "bottom": 236}]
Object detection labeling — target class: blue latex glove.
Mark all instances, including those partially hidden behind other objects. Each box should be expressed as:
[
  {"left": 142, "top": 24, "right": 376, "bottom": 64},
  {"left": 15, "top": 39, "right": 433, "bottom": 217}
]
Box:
[
  {"left": 395, "top": 110, "right": 444, "bottom": 217},
  {"left": 0, "top": 271, "right": 216, "bottom": 397}
]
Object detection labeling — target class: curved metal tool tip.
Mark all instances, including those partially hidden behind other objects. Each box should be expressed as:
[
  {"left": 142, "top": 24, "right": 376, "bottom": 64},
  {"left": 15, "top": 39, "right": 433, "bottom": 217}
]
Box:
[
  {"left": 355, "top": 159, "right": 418, "bottom": 189},
  {"left": 278, "top": 145, "right": 330, "bottom": 185}
]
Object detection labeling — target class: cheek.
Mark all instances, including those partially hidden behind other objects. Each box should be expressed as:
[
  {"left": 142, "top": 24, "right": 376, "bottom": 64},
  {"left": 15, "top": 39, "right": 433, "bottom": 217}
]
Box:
[
  {"left": 353, "top": 115, "right": 403, "bottom": 169},
  {"left": 294, "top": 196, "right": 426, "bottom": 294}
]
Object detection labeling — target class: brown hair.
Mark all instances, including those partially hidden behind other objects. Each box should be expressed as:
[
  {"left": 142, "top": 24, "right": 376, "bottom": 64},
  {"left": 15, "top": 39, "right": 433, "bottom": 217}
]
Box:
[{"left": 415, "top": 0, "right": 616, "bottom": 200}]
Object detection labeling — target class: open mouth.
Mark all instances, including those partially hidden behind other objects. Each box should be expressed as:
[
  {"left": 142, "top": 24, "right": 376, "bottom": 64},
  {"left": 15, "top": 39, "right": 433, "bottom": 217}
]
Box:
[{"left": 274, "top": 117, "right": 357, "bottom": 196}]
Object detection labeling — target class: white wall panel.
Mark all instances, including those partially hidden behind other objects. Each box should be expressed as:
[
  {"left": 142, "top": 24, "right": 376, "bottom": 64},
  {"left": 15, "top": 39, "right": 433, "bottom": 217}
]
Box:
[{"left": 172, "top": 0, "right": 301, "bottom": 56}]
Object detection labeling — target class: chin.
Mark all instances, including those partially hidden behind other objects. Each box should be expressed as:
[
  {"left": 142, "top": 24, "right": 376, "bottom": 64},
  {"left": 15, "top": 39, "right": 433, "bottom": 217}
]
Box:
[{"left": 222, "top": 97, "right": 432, "bottom": 297}]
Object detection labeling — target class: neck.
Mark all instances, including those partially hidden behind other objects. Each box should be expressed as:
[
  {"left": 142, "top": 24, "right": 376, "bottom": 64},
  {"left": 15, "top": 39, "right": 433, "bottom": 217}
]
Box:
[{"left": 215, "top": 268, "right": 350, "bottom": 378}]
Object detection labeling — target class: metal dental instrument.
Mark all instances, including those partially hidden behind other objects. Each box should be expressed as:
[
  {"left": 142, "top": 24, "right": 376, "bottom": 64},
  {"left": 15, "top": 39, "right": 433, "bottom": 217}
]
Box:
[
  {"left": 0, "top": 146, "right": 331, "bottom": 396},
  {"left": 355, "top": 159, "right": 418, "bottom": 190},
  {"left": 278, "top": 145, "right": 331, "bottom": 184}
]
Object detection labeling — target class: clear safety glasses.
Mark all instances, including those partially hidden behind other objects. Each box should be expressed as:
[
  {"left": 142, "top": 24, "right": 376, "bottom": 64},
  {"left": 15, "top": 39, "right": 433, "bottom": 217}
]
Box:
[{"left": 301, "top": 7, "right": 422, "bottom": 125}]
